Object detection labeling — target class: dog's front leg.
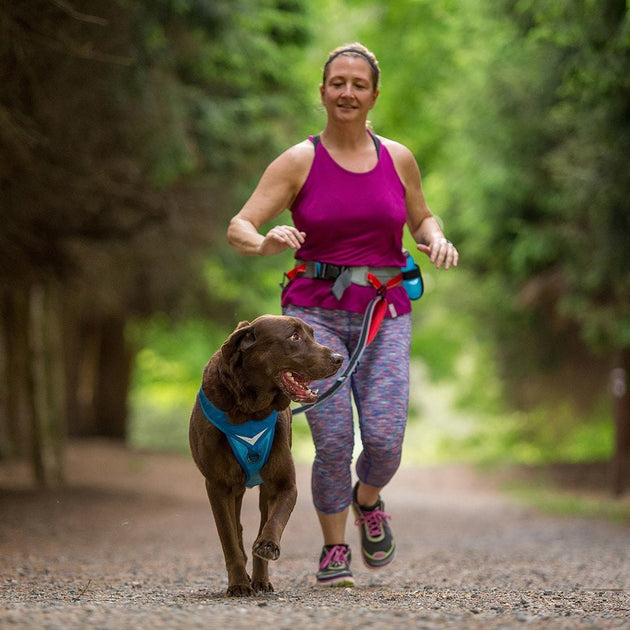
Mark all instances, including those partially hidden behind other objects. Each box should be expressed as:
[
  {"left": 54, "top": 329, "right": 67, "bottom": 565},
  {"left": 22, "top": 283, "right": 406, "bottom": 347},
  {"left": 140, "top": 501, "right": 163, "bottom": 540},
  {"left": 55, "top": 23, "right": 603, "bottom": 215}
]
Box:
[
  {"left": 205, "top": 479, "right": 253, "bottom": 596},
  {"left": 251, "top": 487, "right": 272, "bottom": 593},
  {"left": 251, "top": 472, "right": 297, "bottom": 589},
  {"left": 252, "top": 480, "right": 299, "bottom": 593}
]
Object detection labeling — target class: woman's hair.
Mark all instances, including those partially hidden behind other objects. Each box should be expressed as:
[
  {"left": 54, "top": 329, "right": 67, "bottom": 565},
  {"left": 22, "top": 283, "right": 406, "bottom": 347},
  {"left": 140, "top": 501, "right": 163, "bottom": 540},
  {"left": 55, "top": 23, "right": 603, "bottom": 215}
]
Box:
[{"left": 322, "top": 43, "right": 380, "bottom": 90}]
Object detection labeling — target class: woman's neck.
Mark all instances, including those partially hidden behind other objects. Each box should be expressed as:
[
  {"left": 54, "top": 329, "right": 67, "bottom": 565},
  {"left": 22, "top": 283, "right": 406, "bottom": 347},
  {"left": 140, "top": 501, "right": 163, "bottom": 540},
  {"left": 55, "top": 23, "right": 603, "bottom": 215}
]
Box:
[
  {"left": 319, "top": 125, "right": 378, "bottom": 173},
  {"left": 320, "top": 124, "right": 371, "bottom": 151}
]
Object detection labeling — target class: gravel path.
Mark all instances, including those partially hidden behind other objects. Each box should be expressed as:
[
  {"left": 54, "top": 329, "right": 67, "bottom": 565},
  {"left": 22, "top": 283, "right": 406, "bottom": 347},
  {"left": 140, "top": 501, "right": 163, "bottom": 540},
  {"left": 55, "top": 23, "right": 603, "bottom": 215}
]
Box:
[{"left": 1, "top": 440, "right": 628, "bottom": 629}]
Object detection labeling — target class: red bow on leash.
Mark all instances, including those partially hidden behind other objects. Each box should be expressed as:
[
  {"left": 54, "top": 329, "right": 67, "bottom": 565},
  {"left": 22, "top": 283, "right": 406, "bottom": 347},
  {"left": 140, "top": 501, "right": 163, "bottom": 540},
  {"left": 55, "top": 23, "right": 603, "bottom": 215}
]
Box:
[{"left": 365, "top": 272, "right": 402, "bottom": 344}]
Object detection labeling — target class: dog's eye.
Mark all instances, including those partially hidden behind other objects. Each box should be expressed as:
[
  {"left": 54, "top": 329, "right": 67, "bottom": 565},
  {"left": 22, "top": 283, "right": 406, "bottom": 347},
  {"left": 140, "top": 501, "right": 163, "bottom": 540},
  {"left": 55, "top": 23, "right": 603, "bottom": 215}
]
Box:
[{"left": 290, "top": 332, "right": 301, "bottom": 342}]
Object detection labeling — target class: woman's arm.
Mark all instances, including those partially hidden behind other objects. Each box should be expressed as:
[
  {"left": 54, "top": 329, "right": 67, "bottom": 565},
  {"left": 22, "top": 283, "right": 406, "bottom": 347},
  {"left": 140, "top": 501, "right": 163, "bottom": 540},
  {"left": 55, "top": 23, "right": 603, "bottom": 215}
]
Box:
[
  {"left": 385, "top": 139, "right": 458, "bottom": 270},
  {"left": 227, "top": 141, "right": 314, "bottom": 256}
]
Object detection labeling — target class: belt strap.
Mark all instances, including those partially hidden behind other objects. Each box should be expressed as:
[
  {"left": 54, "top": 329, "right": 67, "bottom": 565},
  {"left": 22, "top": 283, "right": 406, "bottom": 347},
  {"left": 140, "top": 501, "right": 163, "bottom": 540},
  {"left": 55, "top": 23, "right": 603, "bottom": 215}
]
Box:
[{"left": 288, "top": 260, "right": 402, "bottom": 300}]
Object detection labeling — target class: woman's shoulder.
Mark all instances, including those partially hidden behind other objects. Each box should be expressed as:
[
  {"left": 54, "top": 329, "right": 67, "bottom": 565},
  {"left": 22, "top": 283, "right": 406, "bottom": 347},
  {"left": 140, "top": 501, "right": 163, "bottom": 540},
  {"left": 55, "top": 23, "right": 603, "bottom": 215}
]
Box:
[
  {"left": 268, "top": 138, "right": 315, "bottom": 176},
  {"left": 261, "top": 138, "right": 315, "bottom": 188},
  {"left": 373, "top": 134, "right": 421, "bottom": 187},
  {"left": 276, "top": 138, "right": 316, "bottom": 165},
  {"left": 255, "top": 138, "right": 316, "bottom": 198},
  {"left": 374, "top": 135, "right": 416, "bottom": 163}
]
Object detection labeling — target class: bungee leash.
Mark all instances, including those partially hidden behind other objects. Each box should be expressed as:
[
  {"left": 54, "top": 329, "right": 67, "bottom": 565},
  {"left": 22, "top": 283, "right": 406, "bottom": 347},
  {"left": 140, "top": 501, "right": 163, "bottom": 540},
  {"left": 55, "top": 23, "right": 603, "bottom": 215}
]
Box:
[{"left": 291, "top": 293, "right": 382, "bottom": 416}]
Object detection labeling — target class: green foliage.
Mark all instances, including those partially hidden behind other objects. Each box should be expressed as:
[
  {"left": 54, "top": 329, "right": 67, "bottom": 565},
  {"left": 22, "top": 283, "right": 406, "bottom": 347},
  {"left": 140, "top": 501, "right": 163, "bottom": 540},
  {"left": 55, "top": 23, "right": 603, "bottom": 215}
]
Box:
[
  {"left": 504, "top": 484, "right": 630, "bottom": 523},
  {"left": 409, "top": 273, "right": 472, "bottom": 382},
  {"left": 365, "top": 1, "right": 459, "bottom": 163},
  {"left": 128, "top": 316, "right": 232, "bottom": 453},
  {"left": 529, "top": 1, "right": 630, "bottom": 352},
  {"left": 124, "top": 0, "right": 314, "bottom": 187},
  {"left": 407, "top": 400, "right": 613, "bottom": 468},
  {"left": 204, "top": 241, "right": 293, "bottom": 322},
  {"left": 441, "top": 0, "right": 630, "bottom": 358}
]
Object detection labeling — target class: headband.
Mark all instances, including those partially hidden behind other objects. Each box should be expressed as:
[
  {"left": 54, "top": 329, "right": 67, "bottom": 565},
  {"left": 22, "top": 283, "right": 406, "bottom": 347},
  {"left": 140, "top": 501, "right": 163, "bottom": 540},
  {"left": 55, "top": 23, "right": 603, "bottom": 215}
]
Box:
[{"left": 322, "top": 48, "right": 379, "bottom": 84}]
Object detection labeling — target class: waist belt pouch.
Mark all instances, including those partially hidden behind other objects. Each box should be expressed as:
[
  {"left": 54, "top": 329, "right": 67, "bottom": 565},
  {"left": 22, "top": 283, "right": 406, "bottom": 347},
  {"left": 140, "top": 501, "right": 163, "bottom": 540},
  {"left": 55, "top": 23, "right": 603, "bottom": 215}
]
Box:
[{"left": 401, "top": 249, "right": 423, "bottom": 300}]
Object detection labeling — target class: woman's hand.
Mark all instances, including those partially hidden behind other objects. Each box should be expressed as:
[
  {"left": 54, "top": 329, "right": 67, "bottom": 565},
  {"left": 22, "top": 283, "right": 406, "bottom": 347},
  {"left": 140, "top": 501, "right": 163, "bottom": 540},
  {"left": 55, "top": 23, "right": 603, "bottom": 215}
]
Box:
[
  {"left": 417, "top": 238, "right": 458, "bottom": 270},
  {"left": 258, "top": 225, "right": 306, "bottom": 256}
]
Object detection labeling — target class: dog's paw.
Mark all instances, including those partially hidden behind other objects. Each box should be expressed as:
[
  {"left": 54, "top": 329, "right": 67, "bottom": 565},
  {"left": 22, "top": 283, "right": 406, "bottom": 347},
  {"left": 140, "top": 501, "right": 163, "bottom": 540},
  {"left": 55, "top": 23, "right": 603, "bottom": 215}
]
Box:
[
  {"left": 252, "top": 579, "right": 274, "bottom": 593},
  {"left": 253, "top": 539, "right": 280, "bottom": 561},
  {"left": 227, "top": 583, "right": 255, "bottom": 597}
]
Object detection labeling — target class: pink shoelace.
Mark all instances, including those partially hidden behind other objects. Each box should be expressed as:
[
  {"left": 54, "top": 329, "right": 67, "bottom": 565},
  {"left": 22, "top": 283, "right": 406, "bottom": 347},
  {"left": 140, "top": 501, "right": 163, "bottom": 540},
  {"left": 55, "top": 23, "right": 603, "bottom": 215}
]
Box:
[
  {"left": 354, "top": 508, "right": 391, "bottom": 538},
  {"left": 319, "top": 544, "right": 350, "bottom": 570}
]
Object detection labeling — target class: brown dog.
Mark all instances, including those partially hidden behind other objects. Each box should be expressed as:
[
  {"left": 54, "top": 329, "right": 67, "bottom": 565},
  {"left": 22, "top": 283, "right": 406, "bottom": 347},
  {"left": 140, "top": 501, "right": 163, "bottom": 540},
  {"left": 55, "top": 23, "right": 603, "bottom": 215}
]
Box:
[{"left": 189, "top": 315, "right": 343, "bottom": 596}]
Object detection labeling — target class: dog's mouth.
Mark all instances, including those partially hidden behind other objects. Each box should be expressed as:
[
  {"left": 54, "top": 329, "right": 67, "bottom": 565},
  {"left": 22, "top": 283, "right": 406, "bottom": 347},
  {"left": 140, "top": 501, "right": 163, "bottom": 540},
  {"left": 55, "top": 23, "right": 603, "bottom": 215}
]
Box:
[{"left": 280, "top": 371, "right": 318, "bottom": 403}]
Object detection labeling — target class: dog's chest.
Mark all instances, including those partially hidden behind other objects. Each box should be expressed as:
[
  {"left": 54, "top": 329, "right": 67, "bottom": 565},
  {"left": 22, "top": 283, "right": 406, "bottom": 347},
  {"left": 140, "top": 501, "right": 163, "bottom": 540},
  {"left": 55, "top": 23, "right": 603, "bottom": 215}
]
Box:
[{"left": 198, "top": 387, "right": 278, "bottom": 487}]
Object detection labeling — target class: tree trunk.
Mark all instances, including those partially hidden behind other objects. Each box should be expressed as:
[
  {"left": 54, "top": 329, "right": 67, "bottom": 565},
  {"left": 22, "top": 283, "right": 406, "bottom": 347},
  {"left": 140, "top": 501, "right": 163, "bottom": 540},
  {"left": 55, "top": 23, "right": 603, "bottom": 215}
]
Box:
[
  {"left": 64, "top": 306, "right": 100, "bottom": 437},
  {"left": 0, "top": 288, "right": 30, "bottom": 458},
  {"left": 63, "top": 306, "right": 84, "bottom": 438},
  {"left": 610, "top": 348, "right": 630, "bottom": 496},
  {"left": 27, "top": 283, "right": 65, "bottom": 486},
  {"left": 45, "top": 283, "right": 65, "bottom": 484},
  {"left": 27, "top": 284, "right": 48, "bottom": 485},
  {"left": 93, "top": 314, "right": 132, "bottom": 440}
]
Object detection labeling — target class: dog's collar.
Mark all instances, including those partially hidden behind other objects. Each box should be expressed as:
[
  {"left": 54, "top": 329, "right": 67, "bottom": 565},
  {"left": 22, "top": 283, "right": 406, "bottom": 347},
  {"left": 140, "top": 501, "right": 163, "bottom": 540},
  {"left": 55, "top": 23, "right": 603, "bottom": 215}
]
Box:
[{"left": 197, "top": 387, "right": 278, "bottom": 488}]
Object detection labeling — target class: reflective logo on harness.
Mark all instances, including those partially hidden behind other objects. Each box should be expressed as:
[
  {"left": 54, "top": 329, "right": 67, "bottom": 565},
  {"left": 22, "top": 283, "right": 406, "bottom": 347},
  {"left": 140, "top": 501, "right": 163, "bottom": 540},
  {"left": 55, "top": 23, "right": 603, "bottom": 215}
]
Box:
[{"left": 235, "top": 429, "right": 268, "bottom": 446}]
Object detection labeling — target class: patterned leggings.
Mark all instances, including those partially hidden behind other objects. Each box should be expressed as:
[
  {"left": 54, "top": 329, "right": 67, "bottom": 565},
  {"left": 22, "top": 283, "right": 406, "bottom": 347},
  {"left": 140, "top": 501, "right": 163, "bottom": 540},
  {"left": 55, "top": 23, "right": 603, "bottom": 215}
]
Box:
[{"left": 283, "top": 305, "right": 411, "bottom": 515}]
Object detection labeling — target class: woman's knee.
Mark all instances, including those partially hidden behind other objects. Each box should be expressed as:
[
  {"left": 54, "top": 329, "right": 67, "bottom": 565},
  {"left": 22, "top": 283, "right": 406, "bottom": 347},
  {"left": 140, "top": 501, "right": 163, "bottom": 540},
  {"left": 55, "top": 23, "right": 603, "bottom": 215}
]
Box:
[
  {"left": 312, "top": 428, "right": 354, "bottom": 468},
  {"left": 362, "top": 425, "right": 404, "bottom": 456},
  {"left": 311, "top": 451, "right": 354, "bottom": 513},
  {"left": 356, "top": 447, "right": 402, "bottom": 488}
]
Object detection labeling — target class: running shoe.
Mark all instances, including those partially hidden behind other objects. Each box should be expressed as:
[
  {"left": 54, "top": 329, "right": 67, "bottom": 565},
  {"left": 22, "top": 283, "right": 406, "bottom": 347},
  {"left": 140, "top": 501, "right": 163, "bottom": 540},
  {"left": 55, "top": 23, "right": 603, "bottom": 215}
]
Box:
[
  {"left": 352, "top": 482, "right": 395, "bottom": 568},
  {"left": 316, "top": 544, "right": 355, "bottom": 587}
]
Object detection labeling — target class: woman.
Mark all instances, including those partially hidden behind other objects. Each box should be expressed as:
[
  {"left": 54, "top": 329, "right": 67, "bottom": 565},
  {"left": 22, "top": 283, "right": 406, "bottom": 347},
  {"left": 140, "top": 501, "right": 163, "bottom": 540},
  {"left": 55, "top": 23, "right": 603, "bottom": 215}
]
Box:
[{"left": 227, "top": 43, "right": 458, "bottom": 587}]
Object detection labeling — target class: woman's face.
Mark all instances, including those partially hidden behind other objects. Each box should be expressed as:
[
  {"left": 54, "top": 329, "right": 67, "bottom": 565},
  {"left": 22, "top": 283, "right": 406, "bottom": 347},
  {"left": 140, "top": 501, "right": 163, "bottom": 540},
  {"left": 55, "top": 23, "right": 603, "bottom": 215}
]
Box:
[{"left": 320, "top": 55, "right": 379, "bottom": 123}]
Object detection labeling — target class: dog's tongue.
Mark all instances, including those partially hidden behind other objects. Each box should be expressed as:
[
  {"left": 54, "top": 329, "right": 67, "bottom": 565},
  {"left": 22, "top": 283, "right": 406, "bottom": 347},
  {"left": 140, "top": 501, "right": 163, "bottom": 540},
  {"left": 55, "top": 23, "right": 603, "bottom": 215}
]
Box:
[{"left": 281, "top": 371, "right": 318, "bottom": 403}]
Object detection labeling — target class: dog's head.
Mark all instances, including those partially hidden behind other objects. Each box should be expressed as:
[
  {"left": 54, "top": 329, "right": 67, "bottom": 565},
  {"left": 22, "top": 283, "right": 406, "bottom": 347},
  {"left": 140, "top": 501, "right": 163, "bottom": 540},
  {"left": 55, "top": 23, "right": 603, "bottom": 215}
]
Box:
[{"left": 219, "top": 315, "right": 343, "bottom": 411}]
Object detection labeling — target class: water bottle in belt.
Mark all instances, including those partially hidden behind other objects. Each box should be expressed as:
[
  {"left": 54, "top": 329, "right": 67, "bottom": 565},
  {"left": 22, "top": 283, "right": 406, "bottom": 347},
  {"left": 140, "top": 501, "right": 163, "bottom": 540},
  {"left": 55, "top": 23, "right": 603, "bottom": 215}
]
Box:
[{"left": 401, "top": 249, "right": 423, "bottom": 300}]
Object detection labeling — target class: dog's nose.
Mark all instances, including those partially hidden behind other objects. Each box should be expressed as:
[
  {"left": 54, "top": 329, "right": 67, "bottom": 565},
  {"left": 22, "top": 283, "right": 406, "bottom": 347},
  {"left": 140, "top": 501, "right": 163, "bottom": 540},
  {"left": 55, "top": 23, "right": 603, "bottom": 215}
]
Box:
[{"left": 330, "top": 353, "right": 344, "bottom": 366}]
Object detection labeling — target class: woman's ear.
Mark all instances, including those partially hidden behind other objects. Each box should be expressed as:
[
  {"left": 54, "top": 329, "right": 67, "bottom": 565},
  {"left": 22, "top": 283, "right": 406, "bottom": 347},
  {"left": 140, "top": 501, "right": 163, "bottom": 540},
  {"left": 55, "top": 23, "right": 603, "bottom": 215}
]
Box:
[{"left": 369, "top": 88, "right": 380, "bottom": 109}]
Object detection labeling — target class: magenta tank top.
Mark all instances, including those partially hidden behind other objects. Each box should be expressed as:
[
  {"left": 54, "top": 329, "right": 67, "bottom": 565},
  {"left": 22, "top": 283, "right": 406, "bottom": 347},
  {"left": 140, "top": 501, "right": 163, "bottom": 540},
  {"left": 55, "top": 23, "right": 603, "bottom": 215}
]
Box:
[{"left": 281, "top": 132, "right": 411, "bottom": 317}]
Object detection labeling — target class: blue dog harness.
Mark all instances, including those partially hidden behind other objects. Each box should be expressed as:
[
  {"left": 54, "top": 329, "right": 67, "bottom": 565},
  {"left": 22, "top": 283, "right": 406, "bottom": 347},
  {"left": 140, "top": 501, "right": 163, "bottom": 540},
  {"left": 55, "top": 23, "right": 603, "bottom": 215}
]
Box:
[{"left": 198, "top": 387, "right": 278, "bottom": 488}]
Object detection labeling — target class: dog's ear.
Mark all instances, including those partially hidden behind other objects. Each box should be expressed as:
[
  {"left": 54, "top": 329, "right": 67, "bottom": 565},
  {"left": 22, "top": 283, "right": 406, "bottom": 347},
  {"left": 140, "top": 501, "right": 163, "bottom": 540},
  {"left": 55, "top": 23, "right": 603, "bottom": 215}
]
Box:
[{"left": 221, "top": 322, "right": 256, "bottom": 365}]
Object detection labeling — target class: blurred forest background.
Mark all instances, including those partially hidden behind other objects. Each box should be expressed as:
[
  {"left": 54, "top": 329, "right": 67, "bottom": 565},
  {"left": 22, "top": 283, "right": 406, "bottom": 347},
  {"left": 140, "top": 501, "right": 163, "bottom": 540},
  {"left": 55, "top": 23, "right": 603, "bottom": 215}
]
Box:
[{"left": 1, "top": 0, "right": 628, "bottom": 494}]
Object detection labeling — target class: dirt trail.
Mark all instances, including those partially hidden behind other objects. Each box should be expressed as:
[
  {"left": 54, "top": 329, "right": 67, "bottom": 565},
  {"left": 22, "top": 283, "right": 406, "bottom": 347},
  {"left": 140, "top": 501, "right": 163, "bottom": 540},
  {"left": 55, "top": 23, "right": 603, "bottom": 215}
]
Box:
[{"left": 0, "top": 440, "right": 628, "bottom": 629}]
